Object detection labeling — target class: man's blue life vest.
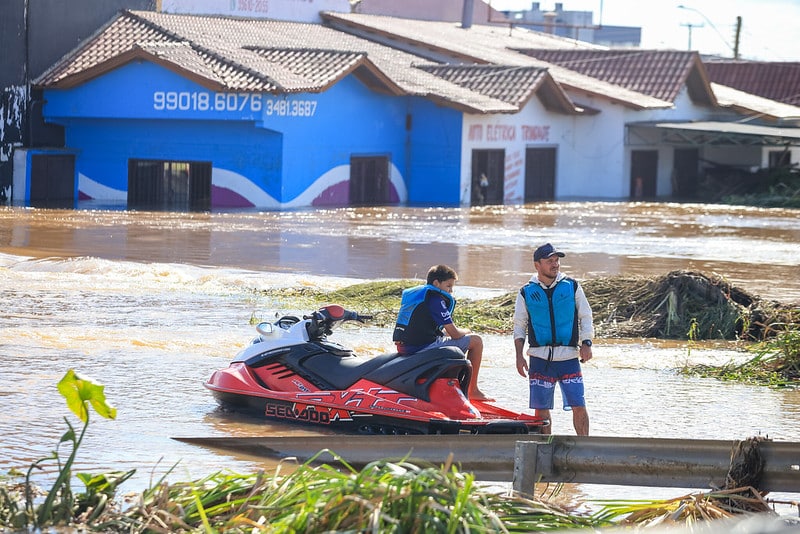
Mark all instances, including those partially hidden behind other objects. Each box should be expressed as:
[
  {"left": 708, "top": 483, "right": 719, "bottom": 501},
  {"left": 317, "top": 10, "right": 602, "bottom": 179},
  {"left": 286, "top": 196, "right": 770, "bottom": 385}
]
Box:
[
  {"left": 520, "top": 277, "right": 578, "bottom": 347},
  {"left": 392, "top": 284, "right": 455, "bottom": 346}
]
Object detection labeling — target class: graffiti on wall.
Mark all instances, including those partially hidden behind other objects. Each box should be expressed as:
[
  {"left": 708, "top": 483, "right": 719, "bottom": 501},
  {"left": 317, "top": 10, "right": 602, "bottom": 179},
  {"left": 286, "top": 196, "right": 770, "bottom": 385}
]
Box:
[
  {"left": 504, "top": 149, "right": 523, "bottom": 203},
  {"left": 0, "top": 85, "right": 27, "bottom": 201}
]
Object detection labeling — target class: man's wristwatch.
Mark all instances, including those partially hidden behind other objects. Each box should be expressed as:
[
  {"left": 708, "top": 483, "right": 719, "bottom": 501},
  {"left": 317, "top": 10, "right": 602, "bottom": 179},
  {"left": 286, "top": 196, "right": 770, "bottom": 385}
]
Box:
[{"left": 581, "top": 339, "right": 592, "bottom": 347}]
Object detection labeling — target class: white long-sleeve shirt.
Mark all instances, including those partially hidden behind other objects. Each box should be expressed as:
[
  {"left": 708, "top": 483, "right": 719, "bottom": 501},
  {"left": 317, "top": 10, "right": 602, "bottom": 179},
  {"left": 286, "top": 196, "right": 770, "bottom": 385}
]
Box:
[{"left": 512, "top": 272, "right": 594, "bottom": 361}]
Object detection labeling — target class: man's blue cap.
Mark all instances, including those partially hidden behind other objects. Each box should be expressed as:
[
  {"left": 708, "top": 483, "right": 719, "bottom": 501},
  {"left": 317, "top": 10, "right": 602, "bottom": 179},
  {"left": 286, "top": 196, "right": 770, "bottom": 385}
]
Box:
[{"left": 534, "top": 243, "right": 565, "bottom": 262}]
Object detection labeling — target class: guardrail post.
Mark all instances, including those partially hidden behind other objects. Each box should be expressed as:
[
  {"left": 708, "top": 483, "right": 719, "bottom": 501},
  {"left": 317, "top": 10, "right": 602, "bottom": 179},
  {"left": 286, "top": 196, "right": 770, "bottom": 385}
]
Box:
[{"left": 513, "top": 440, "right": 553, "bottom": 497}]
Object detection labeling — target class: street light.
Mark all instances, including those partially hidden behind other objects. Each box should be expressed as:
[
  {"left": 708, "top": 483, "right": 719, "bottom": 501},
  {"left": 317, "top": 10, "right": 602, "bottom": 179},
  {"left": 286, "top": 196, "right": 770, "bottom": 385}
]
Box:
[{"left": 677, "top": 5, "right": 740, "bottom": 59}]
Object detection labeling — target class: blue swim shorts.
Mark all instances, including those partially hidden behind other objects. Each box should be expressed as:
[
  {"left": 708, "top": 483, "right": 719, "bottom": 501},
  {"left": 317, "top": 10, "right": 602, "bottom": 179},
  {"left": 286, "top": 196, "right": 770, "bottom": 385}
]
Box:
[
  {"left": 398, "top": 335, "right": 472, "bottom": 356},
  {"left": 422, "top": 335, "right": 472, "bottom": 354},
  {"left": 528, "top": 357, "right": 585, "bottom": 411}
]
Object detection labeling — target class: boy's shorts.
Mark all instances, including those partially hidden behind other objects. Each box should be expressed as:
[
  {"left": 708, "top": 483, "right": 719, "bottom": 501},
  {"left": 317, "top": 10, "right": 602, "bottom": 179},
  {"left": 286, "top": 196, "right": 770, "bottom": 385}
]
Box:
[
  {"left": 397, "top": 335, "right": 472, "bottom": 356},
  {"left": 422, "top": 335, "right": 472, "bottom": 354},
  {"left": 528, "top": 357, "right": 585, "bottom": 411}
]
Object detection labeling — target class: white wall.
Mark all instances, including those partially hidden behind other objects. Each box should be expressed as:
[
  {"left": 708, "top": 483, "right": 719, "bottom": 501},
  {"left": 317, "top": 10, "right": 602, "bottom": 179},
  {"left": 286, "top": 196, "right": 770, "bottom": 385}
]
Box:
[
  {"left": 462, "top": 93, "right": 636, "bottom": 204},
  {"left": 460, "top": 82, "right": 789, "bottom": 203}
]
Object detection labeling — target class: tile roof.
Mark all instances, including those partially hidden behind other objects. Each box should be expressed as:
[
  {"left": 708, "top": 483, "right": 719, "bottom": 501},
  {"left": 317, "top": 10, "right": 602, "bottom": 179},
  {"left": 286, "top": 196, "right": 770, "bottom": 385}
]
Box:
[
  {"left": 509, "top": 49, "right": 713, "bottom": 104},
  {"left": 704, "top": 61, "right": 800, "bottom": 106},
  {"left": 36, "top": 12, "right": 375, "bottom": 93},
  {"left": 34, "top": 10, "right": 570, "bottom": 114},
  {"left": 244, "top": 48, "right": 369, "bottom": 91},
  {"left": 415, "top": 64, "right": 574, "bottom": 112},
  {"left": 321, "top": 12, "right": 674, "bottom": 110}
]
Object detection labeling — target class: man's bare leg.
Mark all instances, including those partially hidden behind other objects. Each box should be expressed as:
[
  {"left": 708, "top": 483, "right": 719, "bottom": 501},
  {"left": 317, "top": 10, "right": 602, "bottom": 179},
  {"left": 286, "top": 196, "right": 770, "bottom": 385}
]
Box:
[
  {"left": 535, "top": 408, "right": 552, "bottom": 435},
  {"left": 572, "top": 406, "right": 589, "bottom": 436}
]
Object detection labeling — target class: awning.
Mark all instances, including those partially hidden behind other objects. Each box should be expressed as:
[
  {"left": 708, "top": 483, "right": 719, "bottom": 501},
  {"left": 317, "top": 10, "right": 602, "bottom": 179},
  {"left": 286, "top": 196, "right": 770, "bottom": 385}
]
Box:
[{"left": 627, "top": 121, "right": 800, "bottom": 147}]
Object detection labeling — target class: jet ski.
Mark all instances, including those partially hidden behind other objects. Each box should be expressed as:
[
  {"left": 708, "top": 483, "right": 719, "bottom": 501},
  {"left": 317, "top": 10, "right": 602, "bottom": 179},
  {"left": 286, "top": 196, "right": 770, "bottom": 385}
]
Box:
[{"left": 205, "top": 305, "right": 546, "bottom": 435}]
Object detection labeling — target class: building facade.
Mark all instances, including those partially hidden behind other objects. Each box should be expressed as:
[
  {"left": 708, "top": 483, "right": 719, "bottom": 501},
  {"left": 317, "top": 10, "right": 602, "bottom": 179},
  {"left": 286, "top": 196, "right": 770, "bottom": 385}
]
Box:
[{"left": 7, "top": 3, "right": 800, "bottom": 210}]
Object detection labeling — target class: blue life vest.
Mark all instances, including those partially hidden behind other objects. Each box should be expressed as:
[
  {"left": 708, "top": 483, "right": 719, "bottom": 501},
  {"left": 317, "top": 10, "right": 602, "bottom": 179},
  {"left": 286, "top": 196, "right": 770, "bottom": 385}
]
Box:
[
  {"left": 520, "top": 277, "right": 578, "bottom": 347},
  {"left": 392, "top": 284, "right": 455, "bottom": 346}
]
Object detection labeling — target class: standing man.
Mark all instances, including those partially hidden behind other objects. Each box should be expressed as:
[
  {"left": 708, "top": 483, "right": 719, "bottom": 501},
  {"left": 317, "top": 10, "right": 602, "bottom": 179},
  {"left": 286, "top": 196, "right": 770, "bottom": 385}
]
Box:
[
  {"left": 513, "top": 243, "right": 594, "bottom": 435},
  {"left": 393, "top": 264, "right": 490, "bottom": 401}
]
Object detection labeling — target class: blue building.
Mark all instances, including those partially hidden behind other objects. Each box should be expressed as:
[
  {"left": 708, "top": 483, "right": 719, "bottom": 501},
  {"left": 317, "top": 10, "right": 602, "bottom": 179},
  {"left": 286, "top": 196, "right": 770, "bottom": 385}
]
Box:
[{"left": 26, "top": 10, "right": 492, "bottom": 209}]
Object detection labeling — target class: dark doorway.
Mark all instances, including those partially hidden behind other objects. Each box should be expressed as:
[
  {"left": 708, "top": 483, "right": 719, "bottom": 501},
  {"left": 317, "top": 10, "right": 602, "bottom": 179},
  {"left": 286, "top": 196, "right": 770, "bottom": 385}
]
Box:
[
  {"left": 471, "top": 149, "right": 505, "bottom": 205},
  {"left": 30, "top": 154, "right": 76, "bottom": 208},
  {"left": 630, "top": 150, "right": 658, "bottom": 199},
  {"left": 769, "top": 149, "right": 791, "bottom": 169},
  {"left": 350, "top": 156, "right": 390, "bottom": 205},
  {"left": 128, "top": 160, "right": 211, "bottom": 211},
  {"left": 673, "top": 148, "right": 699, "bottom": 199},
  {"left": 524, "top": 147, "right": 556, "bottom": 202}
]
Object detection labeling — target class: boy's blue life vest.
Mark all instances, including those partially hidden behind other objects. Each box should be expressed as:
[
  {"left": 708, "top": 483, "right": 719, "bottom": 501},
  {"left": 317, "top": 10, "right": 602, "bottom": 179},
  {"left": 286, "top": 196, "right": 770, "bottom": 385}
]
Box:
[
  {"left": 520, "top": 277, "right": 578, "bottom": 347},
  {"left": 392, "top": 284, "right": 455, "bottom": 346}
]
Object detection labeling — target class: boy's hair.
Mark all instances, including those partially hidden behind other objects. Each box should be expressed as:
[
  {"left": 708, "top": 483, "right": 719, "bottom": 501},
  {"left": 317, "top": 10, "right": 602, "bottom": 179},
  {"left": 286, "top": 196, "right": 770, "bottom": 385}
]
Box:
[{"left": 427, "top": 264, "right": 457, "bottom": 285}]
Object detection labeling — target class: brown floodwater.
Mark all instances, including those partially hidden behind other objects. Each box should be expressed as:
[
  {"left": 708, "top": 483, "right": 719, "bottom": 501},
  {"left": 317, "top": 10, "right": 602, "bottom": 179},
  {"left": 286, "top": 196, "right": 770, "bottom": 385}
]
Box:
[
  {"left": 1, "top": 202, "right": 798, "bottom": 507},
  {"left": 2, "top": 202, "right": 799, "bottom": 301}
]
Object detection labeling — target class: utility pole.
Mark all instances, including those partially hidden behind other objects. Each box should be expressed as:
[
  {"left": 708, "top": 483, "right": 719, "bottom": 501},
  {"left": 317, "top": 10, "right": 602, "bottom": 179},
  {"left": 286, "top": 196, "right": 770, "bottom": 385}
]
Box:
[{"left": 733, "top": 15, "right": 741, "bottom": 59}]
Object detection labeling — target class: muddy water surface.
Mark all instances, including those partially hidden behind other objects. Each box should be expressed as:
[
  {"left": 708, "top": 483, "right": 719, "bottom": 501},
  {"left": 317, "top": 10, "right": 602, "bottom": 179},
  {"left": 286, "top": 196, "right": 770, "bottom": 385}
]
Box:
[{"left": 1, "top": 202, "right": 798, "bottom": 507}]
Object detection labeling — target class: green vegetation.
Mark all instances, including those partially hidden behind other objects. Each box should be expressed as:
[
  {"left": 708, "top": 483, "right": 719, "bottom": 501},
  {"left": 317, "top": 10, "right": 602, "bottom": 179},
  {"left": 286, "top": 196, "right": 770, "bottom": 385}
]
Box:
[
  {"left": 92, "top": 456, "right": 608, "bottom": 533},
  {"left": 682, "top": 327, "right": 800, "bottom": 388},
  {"left": 0, "top": 370, "right": 129, "bottom": 530},
  {"left": 258, "top": 271, "right": 799, "bottom": 388},
  {"left": 257, "top": 271, "right": 797, "bottom": 341},
  {"left": 721, "top": 168, "right": 800, "bottom": 208}
]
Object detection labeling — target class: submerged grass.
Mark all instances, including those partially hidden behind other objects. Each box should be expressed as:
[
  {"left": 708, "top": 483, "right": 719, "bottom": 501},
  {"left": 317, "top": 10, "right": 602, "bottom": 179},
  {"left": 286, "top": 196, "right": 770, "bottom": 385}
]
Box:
[
  {"left": 259, "top": 271, "right": 798, "bottom": 341},
  {"left": 262, "top": 271, "right": 800, "bottom": 388}
]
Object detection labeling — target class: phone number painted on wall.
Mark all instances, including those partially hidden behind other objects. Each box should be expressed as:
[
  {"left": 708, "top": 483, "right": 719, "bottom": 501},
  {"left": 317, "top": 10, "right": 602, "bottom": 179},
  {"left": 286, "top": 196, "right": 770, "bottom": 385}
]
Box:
[{"left": 152, "top": 91, "right": 318, "bottom": 116}]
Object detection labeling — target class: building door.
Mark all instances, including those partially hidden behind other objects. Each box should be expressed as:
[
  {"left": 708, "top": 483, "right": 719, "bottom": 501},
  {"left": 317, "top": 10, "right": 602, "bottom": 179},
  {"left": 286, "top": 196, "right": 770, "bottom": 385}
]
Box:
[
  {"left": 471, "top": 149, "right": 505, "bottom": 205},
  {"left": 350, "top": 156, "right": 390, "bottom": 205},
  {"left": 128, "top": 159, "right": 211, "bottom": 211},
  {"left": 524, "top": 147, "right": 556, "bottom": 201},
  {"left": 673, "top": 148, "right": 699, "bottom": 199},
  {"left": 30, "top": 154, "right": 75, "bottom": 208},
  {"left": 630, "top": 150, "right": 658, "bottom": 199}
]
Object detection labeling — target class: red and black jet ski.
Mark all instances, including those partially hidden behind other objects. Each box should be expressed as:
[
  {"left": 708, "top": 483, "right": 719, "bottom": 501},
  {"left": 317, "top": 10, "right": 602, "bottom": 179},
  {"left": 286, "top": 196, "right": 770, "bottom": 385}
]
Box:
[{"left": 206, "top": 305, "right": 546, "bottom": 435}]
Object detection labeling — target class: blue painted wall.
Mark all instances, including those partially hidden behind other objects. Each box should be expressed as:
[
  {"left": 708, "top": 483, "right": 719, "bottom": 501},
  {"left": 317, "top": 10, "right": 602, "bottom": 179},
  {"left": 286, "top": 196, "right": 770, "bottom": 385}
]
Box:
[
  {"left": 408, "top": 98, "right": 463, "bottom": 205},
  {"left": 42, "top": 59, "right": 463, "bottom": 208}
]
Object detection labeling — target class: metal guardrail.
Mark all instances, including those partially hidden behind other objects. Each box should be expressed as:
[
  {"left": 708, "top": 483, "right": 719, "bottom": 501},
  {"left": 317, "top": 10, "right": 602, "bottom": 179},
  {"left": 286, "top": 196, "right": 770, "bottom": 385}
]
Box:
[
  {"left": 174, "top": 434, "right": 800, "bottom": 493},
  {"left": 512, "top": 436, "right": 800, "bottom": 495}
]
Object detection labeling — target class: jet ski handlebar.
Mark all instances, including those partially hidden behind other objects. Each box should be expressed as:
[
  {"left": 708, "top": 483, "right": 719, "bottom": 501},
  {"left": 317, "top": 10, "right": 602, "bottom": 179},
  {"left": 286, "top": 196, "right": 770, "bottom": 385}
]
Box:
[{"left": 304, "top": 304, "right": 372, "bottom": 339}]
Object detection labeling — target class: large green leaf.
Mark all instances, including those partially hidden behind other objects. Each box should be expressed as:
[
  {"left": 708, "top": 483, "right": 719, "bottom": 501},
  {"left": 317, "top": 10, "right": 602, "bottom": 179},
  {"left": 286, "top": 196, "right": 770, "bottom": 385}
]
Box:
[{"left": 57, "top": 370, "right": 117, "bottom": 423}]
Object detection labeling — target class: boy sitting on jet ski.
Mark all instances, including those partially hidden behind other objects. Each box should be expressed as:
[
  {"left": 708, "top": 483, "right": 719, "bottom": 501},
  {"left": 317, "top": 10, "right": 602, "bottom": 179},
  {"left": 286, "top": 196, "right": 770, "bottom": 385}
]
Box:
[{"left": 392, "top": 264, "right": 491, "bottom": 401}]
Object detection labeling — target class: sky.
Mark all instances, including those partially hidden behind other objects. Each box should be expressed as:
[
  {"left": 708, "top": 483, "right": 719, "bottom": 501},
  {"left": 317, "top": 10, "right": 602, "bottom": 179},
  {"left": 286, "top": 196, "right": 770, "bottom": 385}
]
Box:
[{"left": 489, "top": 0, "right": 800, "bottom": 61}]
